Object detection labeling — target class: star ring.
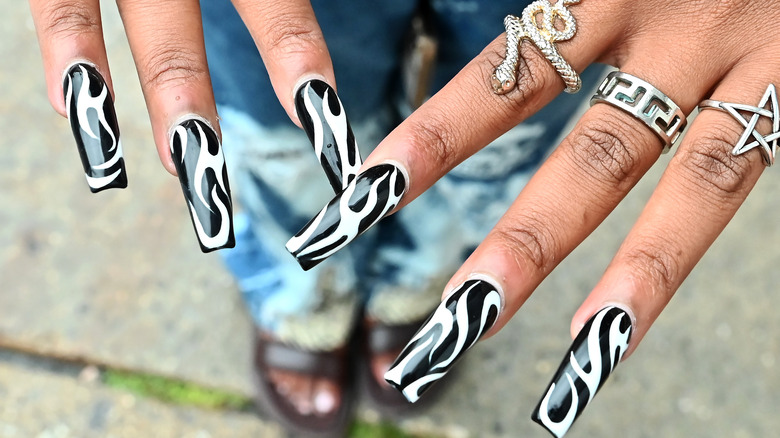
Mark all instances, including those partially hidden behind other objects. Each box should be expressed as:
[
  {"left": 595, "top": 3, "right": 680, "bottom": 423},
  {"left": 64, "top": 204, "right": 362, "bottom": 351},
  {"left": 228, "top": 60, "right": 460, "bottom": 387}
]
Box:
[{"left": 698, "top": 84, "right": 780, "bottom": 166}]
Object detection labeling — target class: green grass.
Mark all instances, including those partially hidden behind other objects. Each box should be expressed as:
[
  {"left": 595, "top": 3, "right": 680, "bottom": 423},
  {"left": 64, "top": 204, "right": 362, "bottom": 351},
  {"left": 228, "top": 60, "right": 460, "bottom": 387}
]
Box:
[
  {"left": 102, "top": 369, "right": 253, "bottom": 411},
  {"left": 102, "top": 369, "right": 430, "bottom": 437},
  {"left": 348, "top": 420, "right": 415, "bottom": 438}
]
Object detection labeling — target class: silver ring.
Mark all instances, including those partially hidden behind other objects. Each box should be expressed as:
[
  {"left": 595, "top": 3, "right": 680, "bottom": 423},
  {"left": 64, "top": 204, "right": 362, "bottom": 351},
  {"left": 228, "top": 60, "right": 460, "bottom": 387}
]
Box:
[
  {"left": 590, "top": 71, "right": 686, "bottom": 153},
  {"left": 492, "top": 0, "right": 582, "bottom": 95},
  {"left": 698, "top": 84, "right": 779, "bottom": 167}
]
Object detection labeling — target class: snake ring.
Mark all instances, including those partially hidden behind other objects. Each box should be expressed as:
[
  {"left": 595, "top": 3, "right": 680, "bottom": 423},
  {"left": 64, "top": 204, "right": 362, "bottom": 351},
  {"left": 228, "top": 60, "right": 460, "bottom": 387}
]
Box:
[{"left": 492, "top": 0, "right": 582, "bottom": 95}]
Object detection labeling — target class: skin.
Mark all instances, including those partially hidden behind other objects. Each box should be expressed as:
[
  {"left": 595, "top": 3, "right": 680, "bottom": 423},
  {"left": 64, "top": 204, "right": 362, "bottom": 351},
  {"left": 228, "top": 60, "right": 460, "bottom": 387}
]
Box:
[
  {"left": 28, "top": 0, "right": 338, "bottom": 418},
  {"left": 29, "top": 0, "right": 780, "bottom": 422},
  {"left": 361, "top": 0, "right": 778, "bottom": 360}
]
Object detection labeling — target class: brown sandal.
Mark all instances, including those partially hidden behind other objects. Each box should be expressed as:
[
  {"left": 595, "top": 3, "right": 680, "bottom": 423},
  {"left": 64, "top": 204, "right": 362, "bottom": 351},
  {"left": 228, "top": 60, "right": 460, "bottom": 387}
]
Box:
[
  {"left": 252, "top": 329, "right": 353, "bottom": 436},
  {"left": 361, "top": 319, "right": 428, "bottom": 414}
]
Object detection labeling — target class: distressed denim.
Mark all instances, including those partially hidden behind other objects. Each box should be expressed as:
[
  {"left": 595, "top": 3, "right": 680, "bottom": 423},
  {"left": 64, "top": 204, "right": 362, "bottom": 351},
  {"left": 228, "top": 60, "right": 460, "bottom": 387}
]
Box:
[{"left": 201, "top": 0, "right": 604, "bottom": 350}]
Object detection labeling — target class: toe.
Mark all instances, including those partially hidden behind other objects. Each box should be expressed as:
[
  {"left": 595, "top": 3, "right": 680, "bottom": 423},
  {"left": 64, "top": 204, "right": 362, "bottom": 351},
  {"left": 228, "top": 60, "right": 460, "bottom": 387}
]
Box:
[
  {"left": 313, "top": 381, "right": 339, "bottom": 416},
  {"left": 370, "top": 352, "right": 397, "bottom": 389}
]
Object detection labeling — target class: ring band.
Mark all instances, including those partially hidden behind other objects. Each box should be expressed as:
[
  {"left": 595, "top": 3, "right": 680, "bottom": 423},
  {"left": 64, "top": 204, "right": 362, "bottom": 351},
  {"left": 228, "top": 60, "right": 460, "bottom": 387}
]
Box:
[
  {"left": 698, "top": 84, "right": 779, "bottom": 167},
  {"left": 492, "top": 0, "right": 582, "bottom": 95},
  {"left": 590, "top": 71, "right": 687, "bottom": 153}
]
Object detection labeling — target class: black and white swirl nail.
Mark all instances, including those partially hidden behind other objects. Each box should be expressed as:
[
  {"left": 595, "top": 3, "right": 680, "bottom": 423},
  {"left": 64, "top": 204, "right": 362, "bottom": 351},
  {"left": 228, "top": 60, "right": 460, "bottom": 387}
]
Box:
[
  {"left": 295, "top": 79, "right": 362, "bottom": 192},
  {"left": 170, "top": 117, "right": 235, "bottom": 252},
  {"left": 285, "top": 163, "right": 407, "bottom": 270},
  {"left": 383, "top": 278, "right": 501, "bottom": 403},
  {"left": 532, "top": 306, "right": 633, "bottom": 438},
  {"left": 63, "top": 63, "right": 127, "bottom": 192}
]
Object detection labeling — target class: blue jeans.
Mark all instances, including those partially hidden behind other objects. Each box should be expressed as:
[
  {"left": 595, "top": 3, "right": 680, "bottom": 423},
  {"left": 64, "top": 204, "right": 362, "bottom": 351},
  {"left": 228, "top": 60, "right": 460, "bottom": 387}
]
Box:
[{"left": 201, "top": 0, "right": 603, "bottom": 350}]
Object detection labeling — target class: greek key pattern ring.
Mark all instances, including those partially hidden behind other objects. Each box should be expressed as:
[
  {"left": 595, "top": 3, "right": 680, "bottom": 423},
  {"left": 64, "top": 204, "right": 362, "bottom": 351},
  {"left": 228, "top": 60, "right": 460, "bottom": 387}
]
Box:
[
  {"left": 591, "top": 71, "right": 687, "bottom": 153},
  {"left": 492, "top": 0, "right": 582, "bottom": 95}
]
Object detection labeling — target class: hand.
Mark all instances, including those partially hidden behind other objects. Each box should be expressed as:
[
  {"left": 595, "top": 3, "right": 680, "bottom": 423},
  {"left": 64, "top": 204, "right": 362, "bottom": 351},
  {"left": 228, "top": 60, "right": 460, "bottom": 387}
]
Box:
[
  {"left": 30, "top": 0, "right": 335, "bottom": 165},
  {"left": 286, "top": 0, "right": 780, "bottom": 434},
  {"left": 29, "top": 0, "right": 336, "bottom": 250}
]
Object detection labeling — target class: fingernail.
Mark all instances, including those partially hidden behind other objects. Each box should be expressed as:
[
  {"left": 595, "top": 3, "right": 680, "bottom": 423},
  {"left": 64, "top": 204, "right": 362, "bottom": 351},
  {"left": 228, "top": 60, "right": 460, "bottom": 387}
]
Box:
[
  {"left": 285, "top": 162, "right": 407, "bottom": 270},
  {"left": 532, "top": 306, "right": 633, "bottom": 438},
  {"left": 63, "top": 63, "right": 127, "bottom": 192},
  {"left": 169, "top": 117, "right": 235, "bottom": 252},
  {"left": 383, "top": 278, "right": 501, "bottom": 403},
  {"left": 295, "top": 80, "right": 362, "bottom": 192}
]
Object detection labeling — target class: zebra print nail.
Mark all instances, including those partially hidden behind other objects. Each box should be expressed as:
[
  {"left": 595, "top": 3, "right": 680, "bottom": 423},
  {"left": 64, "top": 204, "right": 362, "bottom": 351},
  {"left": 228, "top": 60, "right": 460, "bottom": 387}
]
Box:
[
  {"left": 170, "top": 118, "right": 235, "bottom": 252},
  {"left": 285, "top": 163, "right": 407, "bottom": 270},
  {"left": 532, "top": 306, "right": 632, "bottom": 438},
  {"left": 295, "top": 80, "right": 361, "bottom": 192},
  {"left": 63, "top": 63, "right": 127, "bottom": 192},
  {"left": 383, "top": 279, "right": 501, "bottom": 403}
]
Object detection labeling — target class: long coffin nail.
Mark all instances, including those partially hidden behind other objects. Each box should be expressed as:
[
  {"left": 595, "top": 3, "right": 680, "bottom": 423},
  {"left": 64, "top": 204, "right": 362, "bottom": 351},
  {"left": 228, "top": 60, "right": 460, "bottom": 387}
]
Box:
[
  {"left": 295, "top": 80, "right": 362, "bottom": 192},
  {"left": 532, "top": 306, "right": 632, "bottom": 438},
  {"left": 285, "top": 163, "right": 407, "bottom": 270},
  {"left": 170, "top": 118, "right": 235, "bottom": 252},
  {"left": 383, "top": 278, "right": 501, "bottom": 403},
  {"left": 63, "top": 63, "right": 127, "bottom": 192}
]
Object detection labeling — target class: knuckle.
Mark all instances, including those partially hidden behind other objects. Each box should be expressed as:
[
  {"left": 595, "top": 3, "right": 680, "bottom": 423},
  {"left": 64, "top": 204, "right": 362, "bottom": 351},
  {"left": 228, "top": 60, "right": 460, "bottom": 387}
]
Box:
[
  {"left": 139, "top": 44, "right": 207, "bottom": 90},
  {"left": 622, "top": 240, "right": 678, "bottom": 295},
  {"left": 702, "top": 0, "right": 758, "bottom": 44},
  {"left": 678, "top": 127, "right": 754, "bottom": 196},
  {"left": 407, "top": 115, "right": 459, "bottom": 172},
  {"left": 516, "top": 47, "right": 557, "bottom": 102},
  {"left": 493, "top": 218, "right": 557, "bottom": 274},
  {"left": 40, "top": 2, "right": 101, "bottom": 39},
  {"left": 566, "top": 118, "right": 641, "bottom": 188},
  {"left": 262, "top": 15, "right": 322, "bottom": 59},
  {"left": 477, "top": 41, "right": 554, "bottom": 119},
  {"left": 709, "top": 0, "right": 754, "bottom": 23}
]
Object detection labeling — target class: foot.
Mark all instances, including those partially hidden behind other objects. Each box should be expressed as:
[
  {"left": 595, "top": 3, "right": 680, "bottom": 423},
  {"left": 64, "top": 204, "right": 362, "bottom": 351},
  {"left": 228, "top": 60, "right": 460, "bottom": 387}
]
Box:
[
  {"left": 253, "top": 330, "right": 352, "bottom": 436},
  {"left": 266, "top": 368, "right": 341, "bottom": 417},
  {"left": 362, "top": 318, "right": 422, "bottom": 411},
  {"left": 368, "top": 351, "right": 399, "bottom": 393}
]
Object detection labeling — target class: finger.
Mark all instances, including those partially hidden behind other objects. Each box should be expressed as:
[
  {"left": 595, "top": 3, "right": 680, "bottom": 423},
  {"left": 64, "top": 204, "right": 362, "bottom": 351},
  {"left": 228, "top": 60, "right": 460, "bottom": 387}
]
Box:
[
  {"left": 284, "top": 0, "right": 628, "bottom": 269},
  {"left": 380, "top": 67, "right": 700, "bottom": 404},
  {"left": 117, "top": 0, "right": 234, "bottom": 252},
  {"left": 30, "top": 0, "right": 110, "bottom": 114},
  {"left": 381, "top": 19, "right": 737, "bottom": 402},
  {"left": 29, "top": 0, "right": 127, "bottom": 192},
  {"left": 232, "top": 2, "right": 361, "bottom": 193},
  {"left": 531, "top": 63, "right": 776, "bottom": 436},
  {"left": 116, "top": 0, "right": 215, "bottom": 173},
  {"left": 230, "top": 0, "right": 335, "bottom": 126},
  {"left": 572, "top": 65, "right": 776, "bottom": 351},
  {"left": 360, "top": 0, "right": 623, "bottom": 202}
]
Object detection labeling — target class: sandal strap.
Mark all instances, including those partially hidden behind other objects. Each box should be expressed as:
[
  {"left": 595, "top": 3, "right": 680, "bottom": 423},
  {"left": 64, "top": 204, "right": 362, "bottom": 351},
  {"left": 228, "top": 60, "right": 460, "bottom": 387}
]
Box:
[
  {"left": 255, "top": 338, "right": 344, "bottom": 380},
  {"left": 367, "top": 321, "right": 422, "bottom": 354}
]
